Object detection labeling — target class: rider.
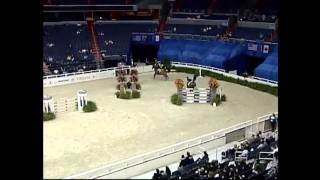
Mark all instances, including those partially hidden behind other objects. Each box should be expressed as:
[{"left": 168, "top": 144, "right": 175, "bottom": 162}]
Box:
[
  {"left": 187, "top": 76, "right": 192, "bottom": 87},
  {"left": 186, "top": 74, "right": 197, "bottom": 88},
  {"left": 155, "top": 62, "right": 161, "bottom": 73}
]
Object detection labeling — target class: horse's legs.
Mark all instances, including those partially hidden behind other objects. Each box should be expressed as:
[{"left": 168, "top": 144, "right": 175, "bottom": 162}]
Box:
[
  {"left": 165, "top": 74, "right": 168, "bottom": 80},
  {"left": 154, "top": 72, "right": 156, "bottom": 79}
]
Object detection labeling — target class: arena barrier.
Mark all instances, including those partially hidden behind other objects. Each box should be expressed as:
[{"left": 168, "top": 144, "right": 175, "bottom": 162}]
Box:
[
  {"left": 43, "top": 90, "right": 88, "bottom": 114},
  {"left": 64, "top": 112, "right": 277, "bottom": 179},
  {"left": 171, "top": 62, "right": 278, "bottom": 87},
  {"left": 43, "top": 65, "right": 153, "bottom": 88},
  {"left": 182, "top": 88, "right": 211, "bottom": 104}
]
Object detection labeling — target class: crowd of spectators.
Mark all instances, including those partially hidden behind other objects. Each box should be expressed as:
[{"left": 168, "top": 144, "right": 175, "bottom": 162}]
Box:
[
  {"left": 152, "top": 126, "right": 278, "bottom": 180},
  {"left": 238, "top": 9, "right": 277, "bottom": 23}
]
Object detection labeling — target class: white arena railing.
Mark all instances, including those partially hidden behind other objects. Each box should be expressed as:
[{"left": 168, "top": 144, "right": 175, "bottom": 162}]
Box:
[
  {"left": 171, "top": 61, "right": 278, "bottom": 87},
  {"left": 43, "top": 65, "right": 154, "bottom": 88},
  {"left": 64, "top": 112, "right": 277, "bottom": 179},
  {"left": 43, "top": 63, "right": 277, "bottom": 88}
]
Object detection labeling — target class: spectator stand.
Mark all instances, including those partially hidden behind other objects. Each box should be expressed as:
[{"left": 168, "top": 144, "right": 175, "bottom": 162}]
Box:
[
  {"left": 133, "top": 131, "right": 278, "bottom": 179},
  {"left": 64, "top": 113, "right": 277, "bottom": 179}
]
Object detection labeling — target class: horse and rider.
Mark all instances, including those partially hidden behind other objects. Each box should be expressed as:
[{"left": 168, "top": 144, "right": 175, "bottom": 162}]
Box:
[
  {"left": 152, "top": 62, "right": 168, "bottom": 80},
  {"left": 186, "top": 74, "right": 198, "bottom": 88}
]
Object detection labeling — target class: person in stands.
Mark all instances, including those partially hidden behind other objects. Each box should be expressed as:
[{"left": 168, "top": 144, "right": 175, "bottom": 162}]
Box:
[
  {"left": 152, "top": 169, "right": 161, "bottom": 179},
  {"left": 203, "top": 151, "right": 209, "bottom": 162},
  {"left": 270, "top": 113, "right": 277, "bottom": 132},
  {"left": 165, "top": 166, "right": 171, "bottom": 177},
  {"left": 186, "top": 152, "right": 194, "bottom": 165},
  {"left": 248, "top": 134, "right": 256, "bottom": 144},
  {"left": 179, "top": 155, "right": 186, "bottom": 168},
  {"left": 159, "top": 170, "right": 166, "bottom": 180}
]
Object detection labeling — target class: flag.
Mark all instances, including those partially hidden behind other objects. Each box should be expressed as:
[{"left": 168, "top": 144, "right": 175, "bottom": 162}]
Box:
[
  {"left": 248, "top": 43, "right": 258, "bottom": 51},
  {"left": 263, "top": 45, "right": 269, "bottom": 53}
]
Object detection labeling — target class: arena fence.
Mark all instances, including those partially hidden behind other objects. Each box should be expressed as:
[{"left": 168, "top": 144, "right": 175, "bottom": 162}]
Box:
[
  {"left": 43, "top": 65, "right": 153, "bottom": 87},
  {"left": 44, "top": 63, "right": 276, "bottom": 88},
  {"left": 64, "top": 112, "right": 278, "bottom": 179},
  {"left": 163, "top": 33, "right": 278, "bottom": 45},
  {"left": 171, "top": 62, "right": 278, "bottom": 87}
]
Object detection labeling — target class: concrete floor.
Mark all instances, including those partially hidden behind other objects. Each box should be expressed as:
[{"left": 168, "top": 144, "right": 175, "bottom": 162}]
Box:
[{"left": 43, "top": 72, "right": 278, "bottom": 179}]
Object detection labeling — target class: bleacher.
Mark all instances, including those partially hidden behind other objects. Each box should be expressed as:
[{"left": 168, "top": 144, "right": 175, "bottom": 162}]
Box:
[
  {"left": 171, "top": 13, "right": 230, "bottom": 20},
  {"left": 43, "top": 24, "right": 96, "bottom": 74},
  {"left": 174, "top": 0, "right": 245, "bottom": 14},
  {"left": 148, "top": 131, "right": 278, "bottom": 180},
  {"left": 165, "top": 24, "right": 226, "bottom": 36},
  {"left": 95, "top": 23, "right": 157, "bottom": 56},
  {"left": 45, "top": 0, "right": 136, "bottom": 5},
  {"left": 233, "top": 27, "right": 273, "bottom": 41},
  {"left": 43, "top": 21, "right": 276, "bottom": 76}
]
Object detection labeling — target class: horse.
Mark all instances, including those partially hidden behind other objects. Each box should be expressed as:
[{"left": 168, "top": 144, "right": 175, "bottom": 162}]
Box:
[
  {"left": 186, "top": 74, "right": 198, "bottom": 88},
  {"left": 152, "top": 63, "right": 168, "bottom": 80}
]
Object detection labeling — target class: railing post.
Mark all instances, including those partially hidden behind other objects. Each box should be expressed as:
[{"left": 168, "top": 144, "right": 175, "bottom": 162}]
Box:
[{"left": 215, "top": 148, "right": 218, "bottom": 160}]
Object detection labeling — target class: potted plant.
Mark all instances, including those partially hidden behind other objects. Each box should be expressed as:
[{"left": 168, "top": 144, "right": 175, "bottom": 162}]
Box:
[
  {"left": 174, "top": 79, "right": 185, "bottom": 99},
  {"left": 117, "top": 70, "right": 127, "bottom": 95},
  {"left": 208, "top": 78, "right": 219, "bottom": 106},
  {"left": 130, "top": 69, "right": 139, "bottom": 91}
]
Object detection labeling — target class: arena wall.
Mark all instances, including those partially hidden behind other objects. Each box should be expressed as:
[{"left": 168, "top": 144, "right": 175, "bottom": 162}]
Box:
[
  {"left": 43, "top": 65, "right": 153, "bottom": 88},
  {"left": 44, "top": 63, "right": 277, "bottom": 88}
]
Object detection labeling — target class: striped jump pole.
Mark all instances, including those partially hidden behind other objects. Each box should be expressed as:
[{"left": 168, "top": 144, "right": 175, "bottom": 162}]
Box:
[{"left": 182, "top": 88, "right": 211, "bottom": 104}]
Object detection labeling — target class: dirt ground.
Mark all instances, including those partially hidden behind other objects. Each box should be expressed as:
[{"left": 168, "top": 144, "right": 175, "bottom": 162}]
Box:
[{"left": 43, "top": 72, "right": 278, "bottom": 179}]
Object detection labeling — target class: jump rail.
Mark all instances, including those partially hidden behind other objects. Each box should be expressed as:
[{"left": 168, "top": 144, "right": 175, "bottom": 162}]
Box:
[{"left": 64, "top": 112, "right": 277, "bottom": 179}]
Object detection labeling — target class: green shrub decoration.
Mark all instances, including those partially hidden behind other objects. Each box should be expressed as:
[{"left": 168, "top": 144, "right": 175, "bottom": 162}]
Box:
[
  {"left": 214, "top": 95, "right": 221, "bottom": 106},
  {"left": 175, "top": 67, "right": 277, "bottom": 96},
  {"left": 132, "top": 90, "right": 141, "bottom": 98},
  {"left": 83, "top": 101, "right": 97, "bottom": 112},
  {"left": 221, "top": 94, "right": 227, "bottom": 101},
  {"left": 119, "top": 91, "right": 131, "bottom": 99},
  {"left": 171, "top": 93, "right": 183, "bottom": 105},
  {"left": 119, "top": 92, "right": 127, "bottom": 99},
  {"left": 43, "top": 112, "right": 56, "bottom": 121},
  {"left": 136, "top": 83, "right": 141, "bottom": 90},
  {"left": 126, "top": 91, "right": 131, "bottom": 98}
]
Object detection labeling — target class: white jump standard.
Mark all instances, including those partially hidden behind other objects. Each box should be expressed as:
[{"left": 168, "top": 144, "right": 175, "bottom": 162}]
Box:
[
  {"left": 77, "top": 89, "right": 88, "bottom": 112},
  {"left": 43, "top": 95, "right": 55, "bottom": 113}
]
